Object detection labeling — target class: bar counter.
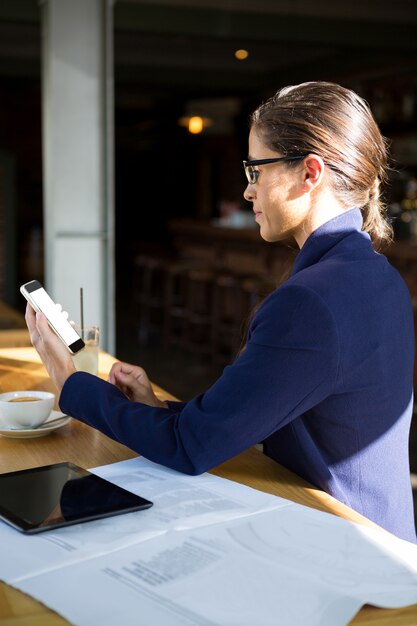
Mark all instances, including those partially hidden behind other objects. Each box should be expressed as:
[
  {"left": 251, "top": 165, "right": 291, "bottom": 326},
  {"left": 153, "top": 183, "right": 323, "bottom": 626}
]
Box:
[{"left": 169, "top": 218, "right": 417, "bottom": 281}]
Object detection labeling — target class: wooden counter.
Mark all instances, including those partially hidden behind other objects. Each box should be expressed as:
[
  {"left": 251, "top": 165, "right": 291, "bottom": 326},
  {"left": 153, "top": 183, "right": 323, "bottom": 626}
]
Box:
[
  {"left": 0, "top": 347, "right": 416, "bottom": 625},
  {"left": 168, "top": 218, "right": 298, "bottom": 278},
  {"left": 169, "top": 218, "right": 417, "bottom": 285}
]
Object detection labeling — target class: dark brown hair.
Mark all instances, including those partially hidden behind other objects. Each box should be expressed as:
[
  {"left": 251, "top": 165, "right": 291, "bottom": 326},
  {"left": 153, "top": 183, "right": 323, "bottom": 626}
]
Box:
[{"left": 250, "top": 81, "right": 392, "bottom": 248}]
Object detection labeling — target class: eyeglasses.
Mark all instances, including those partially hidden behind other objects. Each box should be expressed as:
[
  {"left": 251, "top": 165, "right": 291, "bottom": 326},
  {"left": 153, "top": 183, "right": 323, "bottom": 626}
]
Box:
[{"left": 243, "top": 155, "right": 307, "bottom": 184}]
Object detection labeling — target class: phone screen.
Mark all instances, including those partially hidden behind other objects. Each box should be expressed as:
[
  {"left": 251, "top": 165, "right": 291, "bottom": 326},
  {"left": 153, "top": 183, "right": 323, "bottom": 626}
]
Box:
[{"left": 21, "top": 281, "right": 85, "bottom": 353}]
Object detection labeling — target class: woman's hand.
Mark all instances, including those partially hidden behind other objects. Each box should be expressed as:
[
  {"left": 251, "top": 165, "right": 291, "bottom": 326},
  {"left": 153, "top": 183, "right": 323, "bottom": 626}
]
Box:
[
  {"left": 25, "top": 304, "right": 76, "bottom": 392},
  {"left": 108, "top": 361, "right": 168, "bottom": 408}
]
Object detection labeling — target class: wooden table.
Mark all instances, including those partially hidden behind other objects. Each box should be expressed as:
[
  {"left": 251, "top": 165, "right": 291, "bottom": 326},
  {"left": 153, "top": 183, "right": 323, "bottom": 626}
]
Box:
[{"left": 0, "top": 347, "right": 416, "bottom": 625}]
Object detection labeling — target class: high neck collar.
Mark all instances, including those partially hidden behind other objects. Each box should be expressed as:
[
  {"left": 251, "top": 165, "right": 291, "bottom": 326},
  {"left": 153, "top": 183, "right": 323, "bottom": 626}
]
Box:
[{"left": 291, "top": 208, "right": 366, "bottom": 275}]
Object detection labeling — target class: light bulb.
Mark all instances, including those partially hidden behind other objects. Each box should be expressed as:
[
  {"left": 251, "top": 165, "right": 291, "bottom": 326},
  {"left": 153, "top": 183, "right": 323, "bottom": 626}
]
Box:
[
  {"left": 188, "top": 116, "right": 204, "bottom": 134},
  {"left": 235, "top": 49, "right": 249, "bottom": 61}
]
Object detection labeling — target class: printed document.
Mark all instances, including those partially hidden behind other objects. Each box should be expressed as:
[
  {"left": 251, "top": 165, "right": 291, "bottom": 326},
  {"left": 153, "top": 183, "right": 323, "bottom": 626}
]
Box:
[{"left": 1, "top": 456, "right": 417, "bottom": 626}]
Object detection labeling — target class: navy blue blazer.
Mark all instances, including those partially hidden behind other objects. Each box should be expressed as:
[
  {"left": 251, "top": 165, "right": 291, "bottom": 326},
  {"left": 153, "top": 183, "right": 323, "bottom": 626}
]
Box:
[{"left": 60, "top": 209, "right": 416, "bottom": 542}]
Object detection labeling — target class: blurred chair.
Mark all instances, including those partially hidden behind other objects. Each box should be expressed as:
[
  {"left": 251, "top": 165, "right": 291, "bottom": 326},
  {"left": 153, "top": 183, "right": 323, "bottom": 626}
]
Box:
[
  {"left": 133, "top": 255, "right": 167, "bottom": 344},
  {"left": 163, "top": 261, "right": 190, "bottom": 350},
  {"left": 183, "top": 268, "right": 215, "bottom": 355},
  {"left": 210, "top": 272, "right": 278, "bottom": 365},
  {"left": 210, "top": 273, "right": 247, "bottom": 364}
]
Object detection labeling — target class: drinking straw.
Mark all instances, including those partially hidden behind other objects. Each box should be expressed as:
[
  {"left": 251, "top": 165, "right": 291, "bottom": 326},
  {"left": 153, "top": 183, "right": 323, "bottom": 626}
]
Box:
[{"left": 80, "top": 287, "right": 84, "bottom": 340}]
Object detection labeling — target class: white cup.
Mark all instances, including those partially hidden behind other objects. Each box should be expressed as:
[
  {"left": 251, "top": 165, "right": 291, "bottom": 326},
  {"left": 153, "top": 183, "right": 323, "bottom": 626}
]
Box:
[{"left": 0, "top": 391, "right": 55, "bottom": 429}]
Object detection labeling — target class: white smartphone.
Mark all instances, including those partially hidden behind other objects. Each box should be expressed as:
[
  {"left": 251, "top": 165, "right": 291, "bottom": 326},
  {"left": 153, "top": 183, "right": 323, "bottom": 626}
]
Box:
[{"left": 20, "top": 280, "right": 85, "bottom": 355}]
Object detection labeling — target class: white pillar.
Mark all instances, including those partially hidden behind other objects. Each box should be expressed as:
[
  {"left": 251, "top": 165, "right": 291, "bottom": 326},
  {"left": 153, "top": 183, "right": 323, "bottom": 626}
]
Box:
[{"left": 41, "top": 0, "right": 115, "bottom": 352}]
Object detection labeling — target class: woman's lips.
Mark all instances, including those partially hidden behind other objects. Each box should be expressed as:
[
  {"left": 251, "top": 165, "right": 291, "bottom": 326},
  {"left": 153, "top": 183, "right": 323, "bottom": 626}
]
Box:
[{"left": 254, "top": 211, "right": 262, "bottom": 220}]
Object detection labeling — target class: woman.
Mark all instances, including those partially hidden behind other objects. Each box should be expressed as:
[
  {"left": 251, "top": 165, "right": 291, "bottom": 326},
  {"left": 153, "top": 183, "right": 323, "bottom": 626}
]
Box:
[{"left": 26, "top": 82, "right": 416, "bottom": 542}]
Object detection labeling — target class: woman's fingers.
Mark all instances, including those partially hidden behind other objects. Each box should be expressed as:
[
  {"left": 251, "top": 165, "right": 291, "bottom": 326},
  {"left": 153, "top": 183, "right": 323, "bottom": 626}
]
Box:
[
  {"left": 107, "top": 361, "right": 167, "bottom": 407},
  {"left": 24, "top": 306, "right": 76, "bottom": 391}
]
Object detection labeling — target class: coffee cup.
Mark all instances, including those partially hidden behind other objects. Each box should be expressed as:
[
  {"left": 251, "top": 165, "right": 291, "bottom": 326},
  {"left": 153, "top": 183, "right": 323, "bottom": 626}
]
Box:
[{"left": 0, "top": 391, "right": 55, "bottom": 429}]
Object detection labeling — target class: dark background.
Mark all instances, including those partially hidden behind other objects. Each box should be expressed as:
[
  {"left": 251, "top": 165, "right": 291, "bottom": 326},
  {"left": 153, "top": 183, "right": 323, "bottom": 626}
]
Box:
[{"left": 0, "top": 0, "right": 416, "bottom": 376}]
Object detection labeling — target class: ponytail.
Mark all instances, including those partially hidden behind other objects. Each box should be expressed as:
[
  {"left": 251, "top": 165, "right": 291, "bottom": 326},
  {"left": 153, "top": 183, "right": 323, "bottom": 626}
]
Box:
[{"left": 362, "top": 178, "right": 393, "bottom": 250}]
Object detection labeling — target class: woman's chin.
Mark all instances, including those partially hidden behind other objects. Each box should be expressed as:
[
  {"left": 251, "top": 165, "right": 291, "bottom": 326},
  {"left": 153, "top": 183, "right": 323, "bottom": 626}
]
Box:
[
  {"left": 259, "top": 225, "right": 278, "bottom": 243},
  {"left": 259, "top": 226, "right": 294, "bottom": 245}
]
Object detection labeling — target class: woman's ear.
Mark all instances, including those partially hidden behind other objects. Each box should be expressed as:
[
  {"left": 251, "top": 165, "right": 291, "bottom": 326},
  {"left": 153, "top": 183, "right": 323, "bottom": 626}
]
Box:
[{"left": 301, "top": 155, "right": 325, "bottom": 193}]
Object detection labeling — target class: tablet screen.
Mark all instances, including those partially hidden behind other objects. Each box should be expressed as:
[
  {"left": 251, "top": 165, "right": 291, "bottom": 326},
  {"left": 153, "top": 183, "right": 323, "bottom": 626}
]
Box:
[{"left": 0, "top": 462, "right": 153, "bottom": 533}]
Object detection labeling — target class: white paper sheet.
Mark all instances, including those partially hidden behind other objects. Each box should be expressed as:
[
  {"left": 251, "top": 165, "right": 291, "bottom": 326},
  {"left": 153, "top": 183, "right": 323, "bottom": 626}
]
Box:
[
  {"left": 0, "top": 457, "right": 290, "bottom": 580},
  {"left": 1, "top": 456, "right": 417, "bottom": 626}
]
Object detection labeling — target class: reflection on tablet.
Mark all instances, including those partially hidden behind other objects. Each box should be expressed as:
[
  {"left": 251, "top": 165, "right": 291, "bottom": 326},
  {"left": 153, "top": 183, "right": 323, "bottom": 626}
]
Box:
[{"left": 0, "top": 462, "right": 153, "bottom": 533}]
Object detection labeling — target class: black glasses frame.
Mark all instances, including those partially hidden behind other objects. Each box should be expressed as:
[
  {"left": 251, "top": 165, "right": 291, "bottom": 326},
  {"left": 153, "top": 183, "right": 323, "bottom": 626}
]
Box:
[{"left": 243, "top": 155, "right": 307, "bottom": 184}]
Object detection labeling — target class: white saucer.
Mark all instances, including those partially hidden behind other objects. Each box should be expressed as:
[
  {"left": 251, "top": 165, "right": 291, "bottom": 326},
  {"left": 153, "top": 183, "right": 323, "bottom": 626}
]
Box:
[{"left": 0, "top": 411, "right": 72, "bottom": 439}]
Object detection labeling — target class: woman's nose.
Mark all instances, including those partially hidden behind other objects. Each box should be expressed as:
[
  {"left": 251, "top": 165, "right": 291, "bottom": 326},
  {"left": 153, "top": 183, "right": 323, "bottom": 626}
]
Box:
[{"left": 243, "top": 183, "right": 255, "bottom": 202}]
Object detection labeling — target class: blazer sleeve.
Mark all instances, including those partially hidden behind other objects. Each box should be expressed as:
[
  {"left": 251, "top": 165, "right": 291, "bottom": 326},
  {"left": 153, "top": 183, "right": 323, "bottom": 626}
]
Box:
[{"left": 59, "top": 284, "right": 340, "bottom": 475}]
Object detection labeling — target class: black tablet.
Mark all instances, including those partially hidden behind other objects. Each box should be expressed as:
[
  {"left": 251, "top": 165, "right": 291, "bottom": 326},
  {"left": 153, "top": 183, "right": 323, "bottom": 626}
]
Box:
[{"left": 0, "top": 462, "right": 153, "bottom": 534}]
